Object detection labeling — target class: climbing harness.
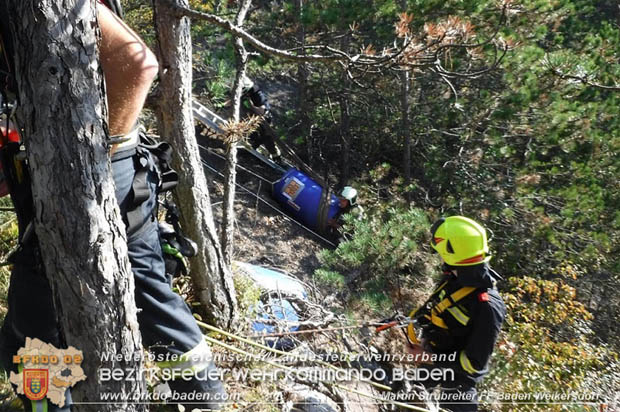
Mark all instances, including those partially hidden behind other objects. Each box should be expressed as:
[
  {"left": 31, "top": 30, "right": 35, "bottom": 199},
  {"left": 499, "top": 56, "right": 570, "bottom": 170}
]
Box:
[{"left": 159, "top": 200, "right": 198, "bottom": 280}]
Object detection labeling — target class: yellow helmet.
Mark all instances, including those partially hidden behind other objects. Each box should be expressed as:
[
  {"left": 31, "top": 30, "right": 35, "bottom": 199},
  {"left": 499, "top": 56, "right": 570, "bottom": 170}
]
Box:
[{"left": 430, "top": 216, "right": 491, "bottom": 266}]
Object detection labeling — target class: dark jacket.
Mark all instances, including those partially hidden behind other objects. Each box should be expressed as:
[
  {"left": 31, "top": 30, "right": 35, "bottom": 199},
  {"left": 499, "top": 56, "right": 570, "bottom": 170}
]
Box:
[
  {"left": 420, "top": 263, "right": 506, "bottom": 386},
  {"left": 242, "top": 84, "right": 271, "bottom": 117}
]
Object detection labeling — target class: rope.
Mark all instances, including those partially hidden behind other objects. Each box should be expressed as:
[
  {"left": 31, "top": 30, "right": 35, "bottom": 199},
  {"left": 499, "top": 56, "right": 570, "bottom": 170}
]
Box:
[
  {"left": 198, "top": 144, "right": 277, "bottom": 185},
  {"left": 200, "top": 158, "right": 337, "bottom": 248},
  {"left": 200, "top": 325, "right": 438, "bottom": 412},
  {"left": 196, "top": 320, "right": 388, "bottom": 391}
]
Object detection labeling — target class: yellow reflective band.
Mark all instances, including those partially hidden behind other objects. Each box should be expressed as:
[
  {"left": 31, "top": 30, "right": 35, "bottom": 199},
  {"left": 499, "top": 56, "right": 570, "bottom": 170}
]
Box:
[
  {"left": 156, "top": 339, "right": 213, "bottom": 378},
  {"left": 459, "top": 350, "right": 480, "bottom": 374},
  {"left": 433, "top": 287, "right": 476, "bottom": 314},
  {"left": 436, "top": 281, "right": 448, "bottom": 294},
  {"left": 406, "top": 323, "right": 419, "bottom": 344},
  {"left": 446, "top": 306, "right": 470, "bottom": 326},
  {"left": 407, "top": 281, "right": 449, "bottom": 319},
  {"left": 406, "top": 281, "right": 456, "bottom": 339}
]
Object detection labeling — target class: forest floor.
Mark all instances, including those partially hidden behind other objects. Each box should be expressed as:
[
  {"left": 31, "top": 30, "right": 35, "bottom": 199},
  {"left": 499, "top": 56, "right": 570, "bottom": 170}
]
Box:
[
  {"left": 196, "top": 141, "right": 416, "bottom": 412},
  {"left": 201, "top": 142, "right": 329, "bottom": 285}
]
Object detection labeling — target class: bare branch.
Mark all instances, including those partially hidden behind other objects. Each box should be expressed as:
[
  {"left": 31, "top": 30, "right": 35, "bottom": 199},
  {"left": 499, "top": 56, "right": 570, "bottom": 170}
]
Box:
[
  {"left": 166, "top": 0, "right": 356, "bottom": 63},
  {"left": 165, "top": 0, "right": 510, "bottom": 81}
]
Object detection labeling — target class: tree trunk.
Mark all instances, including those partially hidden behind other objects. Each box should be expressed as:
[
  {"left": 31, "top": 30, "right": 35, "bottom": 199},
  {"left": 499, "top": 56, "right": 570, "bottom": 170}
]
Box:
[
  {"left": 399, "top": 0, "right": 412, "bottom": 200},
  {"left": 338, "top": 36, "right": 351, "bottom": 188},
  {"left": 220, "top": 125, "right": 239, "bottom": 268},
  {"left": 338, "top": 93, "right": 351, "bottom": 188},
  {"left": 220, "top": 0, "right": 252, "bottom": 267},
  {"left": 7, "top": 1, "right": 146, "bottom": 410},
  {"left": 153, "top": 0, "right": 237, "bottom": 328},
  {"left": 401, "top": 70, "right": 412, "bottom": 190},
  {"left": 294, "top": 0, "right": 312, "bottom": 162}
]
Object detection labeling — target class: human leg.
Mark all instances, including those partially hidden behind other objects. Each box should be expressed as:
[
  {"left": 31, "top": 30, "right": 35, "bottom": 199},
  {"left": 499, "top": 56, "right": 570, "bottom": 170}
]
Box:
[{"left": 112, "top": 155, "right": 225, "bottom": 410}]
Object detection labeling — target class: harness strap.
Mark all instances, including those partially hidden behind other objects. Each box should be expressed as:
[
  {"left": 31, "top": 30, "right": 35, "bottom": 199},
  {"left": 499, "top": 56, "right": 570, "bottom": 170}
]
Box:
[
  {"left": 122, "top": 131, "right": 179, "bottom": 235},
  {"left": 422, "top": 286, "right": 477, "bottom": 330},
  {"left": 433, "top": 286, "right": 476, "bottom": 314},
  {"left": 124, "top": 151, "right": 151, "bottom": 235}
]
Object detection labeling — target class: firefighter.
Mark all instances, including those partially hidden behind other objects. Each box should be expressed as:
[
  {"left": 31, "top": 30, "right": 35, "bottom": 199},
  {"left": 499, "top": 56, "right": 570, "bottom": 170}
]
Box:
[
  {"left": 328, "top": 186, "right": 364, "bottom": 229},
  {"left": 240, "top": 76, "right": 283, "bottom": 165},
  {"left": 406, "top": 216, "right": 506, "bottom": 412},
  {"left": 0, "top": 2, "right": 225, "bottom": 411}
]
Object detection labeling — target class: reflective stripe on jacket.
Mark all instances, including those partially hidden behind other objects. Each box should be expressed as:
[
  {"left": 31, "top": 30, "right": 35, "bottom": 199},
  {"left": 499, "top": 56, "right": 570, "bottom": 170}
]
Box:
[{"left": 420, "top": 265, "right": 506, "bottom": 385}]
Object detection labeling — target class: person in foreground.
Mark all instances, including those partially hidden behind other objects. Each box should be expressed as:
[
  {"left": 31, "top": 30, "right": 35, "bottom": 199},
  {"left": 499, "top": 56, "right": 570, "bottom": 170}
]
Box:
[
  {"left": 0, "top": 2, "right": 225, "bottom": 411},
  {"left": 406, "top": 216, "right": 506, "bottom": 412}
]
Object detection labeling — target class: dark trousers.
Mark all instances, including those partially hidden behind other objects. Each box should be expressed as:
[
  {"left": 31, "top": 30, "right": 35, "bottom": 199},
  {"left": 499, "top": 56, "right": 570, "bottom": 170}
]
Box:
[
  {"left": 414, "top": 365, "right": 479, "bottom": 412},
  {"left": 0, "top": 152, "right": 213, "bottom": 410},
  {"left": 438, "top": 385, "right": 478, "bottom": 412},
  {"left": 249, "top": 121, "right": 279, "bottom": 156}
]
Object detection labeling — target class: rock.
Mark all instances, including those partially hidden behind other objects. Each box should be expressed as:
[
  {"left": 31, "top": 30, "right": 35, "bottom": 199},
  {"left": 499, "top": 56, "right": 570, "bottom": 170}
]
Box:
[{"left": 283, "top": 384, "right": 339, "bottom": 412}]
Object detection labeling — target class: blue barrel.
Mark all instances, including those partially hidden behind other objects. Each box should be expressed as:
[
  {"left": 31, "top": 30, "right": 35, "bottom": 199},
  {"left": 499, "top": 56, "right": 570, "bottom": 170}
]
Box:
[{"left": 272, "top": 168, "right": 340, "bottom": 231}]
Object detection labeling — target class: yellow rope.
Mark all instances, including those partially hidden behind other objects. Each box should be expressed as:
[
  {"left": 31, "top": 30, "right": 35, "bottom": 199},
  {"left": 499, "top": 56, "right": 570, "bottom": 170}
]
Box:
[
  {"left": 203, "top": 334, "right": 436, "bottom": 412},
  {"left": 196, "top": 320, "right": 391, "bottom": 391}
]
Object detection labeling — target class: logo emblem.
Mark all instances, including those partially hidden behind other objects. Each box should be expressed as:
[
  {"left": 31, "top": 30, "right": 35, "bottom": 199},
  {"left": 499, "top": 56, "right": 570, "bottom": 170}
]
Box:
[{"left": 23, "top": 369, "right": 48, "bottom": 401}]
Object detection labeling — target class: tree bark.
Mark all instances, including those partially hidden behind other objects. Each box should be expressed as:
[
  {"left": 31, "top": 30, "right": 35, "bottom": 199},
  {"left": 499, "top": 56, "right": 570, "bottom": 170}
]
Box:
[
  {"left": 338, "top": 93, "right": 351, "bottom": 188},
  {"left": 294, "top": 0, "right": 312, "bottom": 162},
  {"left": 153, "top": 0, "right": 237, "bottom": 328},
  {"left": 7, "top": 1, "right": 146, "bottom": 410},
  {"left": 401, "top": 69, "right": 412, "bottom": 190},
  {"left": 338, "top": 36, "right": 351, "bottom": 188},
  {"left": 399, "top": 0, "right": 412, "bottom": 201},
  {"left": 220, "top": 0, "right": 252, "bottom": 267}
]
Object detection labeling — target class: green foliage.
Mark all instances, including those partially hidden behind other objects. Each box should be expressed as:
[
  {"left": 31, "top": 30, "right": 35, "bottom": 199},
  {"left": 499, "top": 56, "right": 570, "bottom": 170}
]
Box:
[
  {"left": 320, "top": 207, "right": 432, "bottom": 281},
  {"left": 313, "top": 269, "right": 346, "bottom": 290},
  {"left": 0, "top": 199, "right": 16, "bottom": 324},
  {"left": 118, "top": 0, "right": 619, "bottom": 405},
  {"left": 358, "top": 290, "right": 392, "bottom": 315},
  {"left": 122, "top": 0, "right": 156, "bottom": 46},
  {"left": 0, "top": 200, "right": 16, "bottom": 400},
  {"left": 316, "top": 206, "right": 435, "bottom": 315},
  {"left": 483, "top": 269, "right": 619, "bottom": 411},
  {"left": 231, "top": 269, "right": 262, "bottom": 320},
  {"left": 199, "top": 56, "right": 236, "bottom": 109}
]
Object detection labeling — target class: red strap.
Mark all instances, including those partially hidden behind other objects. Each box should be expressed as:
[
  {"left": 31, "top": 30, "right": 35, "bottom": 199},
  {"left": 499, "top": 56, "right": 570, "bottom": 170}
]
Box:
[
  {"left": 375, "top": 320, "right": 398, "bottom": 332},
  {"left": 478, "top": 292, "right": 489, "bottom": 302}
]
